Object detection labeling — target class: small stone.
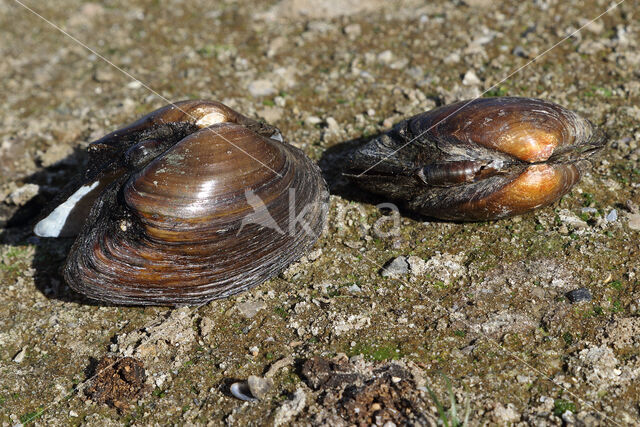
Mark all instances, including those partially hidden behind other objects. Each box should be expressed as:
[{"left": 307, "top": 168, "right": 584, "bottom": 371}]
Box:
[
  {"left": 347, "top": 284, "right": 361, "bottom": 293},
  {"left": 605, "top": 209, "right": 618, "bottom": 222},
  {"left": 443, "top": 52, "right": 461, "bottom": 64},
  {"left": 248, "top": 79, "right": 276, "bottom": 97},
  {"left": 462, "top": 69, "right": 482, "bottom": 86},
  {"left": 94, "top": 68, "right": 115, "bottom": 82},
  {"left": 377, "top": 50, "right": 393, "bottom": 64},
  {"left": 628, "top": 213, "right": 640, "bottom": 230},
  {"left": 13, "top": 348, "right": 26, "bottom": 363},
  {"left": 406, "top": 256, "right": 427, "bottom": 276},
  {"left": 257, "top": 106, "right": 283, "bottom": 123},
  {"left": 37, "top": 144, "right": 75, "bottom": 167},
  {"left": 382, "top": 117, "right": 395, "bottom": 128},
  {"left": 249, "top": 346, "right": 259, "bottom": 356},
  {"left": 566, "top": 288, "right": 592, "bottom": 303},
  {"left": 247, "top": 375, "right": 274, "bottom": 400},
  {"left": 274, "top": 96, "right": 286, "bottom": 107},
  {"left": 69, "top": 411, "right": 78, "bottom": 417},
  {"left": 325, "top": 117, "right": 339, "bottom": 132},
  {"left": 199, "top": 317, "right": 215, "bottom": 337},
  {"left": 380, "top": 256, "right": 409, "bottom": 278},
  {"left": 558, "top": 210, "right": 588, "bottom": 228},
  {"left": 237, "top": 300, "right": 266, "bottom": 319},
  {"left": 6, "top": 184, "right": 39, "bottom": 206},
  {"left": 343, "top": 23, "right": 361, "bottom": 38},
  {"left": 307, "top": 248, "right": 322, "bottom": 261},
  {"left": 512, "top": 46, "right": 527, "bottom": 58},
  {"left": 562, "top": 411, "right": 575, "bottom": 424},
  {"left": 305, "top": 115, "right": 322, "bottom": 125}
]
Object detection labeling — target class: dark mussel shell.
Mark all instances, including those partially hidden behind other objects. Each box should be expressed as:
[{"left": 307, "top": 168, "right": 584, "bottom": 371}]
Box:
[
  {"left": 35, "top": 101, "right": 328, "bottom": 305},
  {"left": 346, "top": 97, "right": 606, "bottom": 221}
]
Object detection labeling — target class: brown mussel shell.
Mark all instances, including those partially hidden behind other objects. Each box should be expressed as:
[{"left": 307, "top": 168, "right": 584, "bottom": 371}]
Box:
[
  {"left": 346, "top": 97, "right": 606, "bottom": 221},
  {"left": 37, "top": 101, "right": 328, "bottom": 305}
]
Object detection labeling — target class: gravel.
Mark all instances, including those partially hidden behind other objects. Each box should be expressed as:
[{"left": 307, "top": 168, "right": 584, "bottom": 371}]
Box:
[
  {"left": 1, "top": 0, "right": 639, "bottom": 425},
  {"left": 566, "top": 287, "right": 593, "bottom": 303}
]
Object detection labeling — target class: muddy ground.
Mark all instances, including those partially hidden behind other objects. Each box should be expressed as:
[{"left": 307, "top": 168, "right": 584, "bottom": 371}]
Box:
[{"left": 1, "top": 0, "right": 639, "bottom": 425}]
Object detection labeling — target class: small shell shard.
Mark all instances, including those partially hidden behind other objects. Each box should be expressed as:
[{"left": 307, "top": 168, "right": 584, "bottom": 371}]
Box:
[{"left": 230, "top": 381, "right": 259, "bottom": 402}]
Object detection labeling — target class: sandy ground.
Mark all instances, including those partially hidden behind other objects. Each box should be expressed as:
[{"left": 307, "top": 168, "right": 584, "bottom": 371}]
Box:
[{"left": 1, "top": 0, "right": 639, "bottom": 425}]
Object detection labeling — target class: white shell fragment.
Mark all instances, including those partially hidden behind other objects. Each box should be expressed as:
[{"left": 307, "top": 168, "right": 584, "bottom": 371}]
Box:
[
  {"left": 230, "top": 376, "right": 273, "bottom": 401},
  {"left": 34, "top": 180, "right": 101, "bottom": 238},
  {"left": 230, "top": 381, "right": 258, "bottom": 402}
]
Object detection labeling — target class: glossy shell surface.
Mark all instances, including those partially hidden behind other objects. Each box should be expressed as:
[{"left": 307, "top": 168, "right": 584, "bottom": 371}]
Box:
[
  {"left": 347, "top": 97, "right": 605, "bottom": 221},
  {"left": 39, "top": 101, "right": 328, "bottom": 305}
]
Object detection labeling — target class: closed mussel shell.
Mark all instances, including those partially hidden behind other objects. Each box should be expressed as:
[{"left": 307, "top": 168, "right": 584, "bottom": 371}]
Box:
[
  {"left": 347, "top": 97, "right": 606, "bottom": 221},
  {"left": 37, "top": 101, "right": 328, "bottom": 305}
]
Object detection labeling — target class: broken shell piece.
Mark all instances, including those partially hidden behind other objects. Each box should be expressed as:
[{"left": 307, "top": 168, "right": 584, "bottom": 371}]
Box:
[
  {"left": 230, "top": 375, "right": 274, "bottom": 401},
  {"left": 230, "top": 381, "right": 258, "bottom": 402}
]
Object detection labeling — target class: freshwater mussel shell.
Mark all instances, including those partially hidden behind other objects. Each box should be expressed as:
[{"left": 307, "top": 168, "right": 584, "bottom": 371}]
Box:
[
  {"left": 45, "top": 101, "right": 328, "bottom": 305},
  {"left": 346, "top": 97, "right": 606, "bottom": 221}
]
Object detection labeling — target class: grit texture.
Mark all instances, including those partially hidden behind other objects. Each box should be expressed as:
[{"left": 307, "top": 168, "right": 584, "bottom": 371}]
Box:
[{"left": 0, "top": 0, "right": 639, "bottom": 425}]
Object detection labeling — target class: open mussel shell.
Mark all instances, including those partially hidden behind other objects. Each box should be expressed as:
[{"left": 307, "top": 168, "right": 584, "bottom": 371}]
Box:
[
  {"left": 346, "top": 97, "right": 606, "bottom": 221},
  {"left": 35, "top": 101, "right": 328, "bottom": 305}
]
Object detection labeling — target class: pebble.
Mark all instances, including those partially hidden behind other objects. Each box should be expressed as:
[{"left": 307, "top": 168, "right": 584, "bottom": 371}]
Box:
[
  {"left": 247, "top": 375, "right": 273, "bottom": 399},
  {"left": 325, "top": 117, "right": 339, "bottom": 132},
  {"left": 37, "top": 144, "right": 75, "bottom": 167},
  {"left": 237, "top": 300, "right": 266, "bottom": 319},
  {"left": 566, "top": 288, "right": 592, "bottom": 303},
  {"left": 12, "top": 348, "right": 26, "bottom": 363},
  {"left": 605, "top": 209, "right": 618, "bottom": 222},
  {"left": 347, "top": 284, "right": 361, "bottom": 293},
  {"left": 462, "top": 69, "right": 482, "bottom": 86},
  {"left": 531, "top": 287, "right": 545, "bottom": 300},
  {"left": 628, "top": 213, "right": 640, "bottom": 230},
  {"left": 443, "top": 52, "right": 461, "bottom": 64},
  {"left": 558, "top": 210, "right": 588, "bottom": 228},
  {"left": 257, "top": 106, "right": 283, "bottom": 123},
  {"left": 248, "top": 79, "right": 276, "bottom": 97},
  {"left": 126, "top": 80, "right": 143, "bottom": 89},
  {"left": 93, "top": 68, "right": 115, "bottom": 82},
  {"left": 512, "top": 45, "right": 527, "bottom": 58},
  {"left": 305, "top": 115, "right": 322, "bottom": 125},
  {"left": 380, "top": 256, "right": 409, "bottom": 278},
  {"left": 343, "top": 23, "right": 361, "bottom": 38},
  {"left": 6, "top": 184, "right": 39, "bottom": 206},
  {"left": 377, "top": 50, "right": 393, "bottom": 64},
  {"left": 406, "top": 256, "right": 427, "bottom": 276}
]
